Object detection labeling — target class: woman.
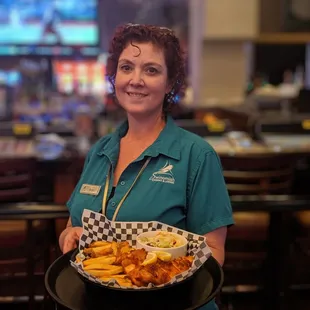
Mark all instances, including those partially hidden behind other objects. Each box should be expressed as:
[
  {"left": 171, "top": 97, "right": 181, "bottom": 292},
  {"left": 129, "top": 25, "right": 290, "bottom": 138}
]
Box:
[{"left": 59, "top": 24, "right": 234, "bottom": 310}]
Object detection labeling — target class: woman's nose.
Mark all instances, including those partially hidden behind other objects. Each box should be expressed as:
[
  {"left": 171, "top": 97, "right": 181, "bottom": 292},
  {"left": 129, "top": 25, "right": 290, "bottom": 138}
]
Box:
[{"left": 129, "top": 70, "right": 144, "bottom": 86}]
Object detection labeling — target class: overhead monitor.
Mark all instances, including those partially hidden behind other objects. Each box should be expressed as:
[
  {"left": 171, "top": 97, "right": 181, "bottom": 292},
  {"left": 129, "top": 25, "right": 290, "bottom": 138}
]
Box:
[{"left": 0, "top": 0, "right": 99, "bottom": 56}]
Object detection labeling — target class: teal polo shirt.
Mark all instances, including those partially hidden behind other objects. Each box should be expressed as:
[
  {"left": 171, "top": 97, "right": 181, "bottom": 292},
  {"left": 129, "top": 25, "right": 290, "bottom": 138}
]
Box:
[{"left": 67, "top": 116, "right": 234, "bottom": 310}]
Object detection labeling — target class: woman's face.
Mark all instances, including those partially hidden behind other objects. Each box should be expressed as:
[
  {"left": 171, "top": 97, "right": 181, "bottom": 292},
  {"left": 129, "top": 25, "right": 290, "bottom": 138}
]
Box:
[{"left": 115, "top": 42, "right": 170, "bottom": 118}]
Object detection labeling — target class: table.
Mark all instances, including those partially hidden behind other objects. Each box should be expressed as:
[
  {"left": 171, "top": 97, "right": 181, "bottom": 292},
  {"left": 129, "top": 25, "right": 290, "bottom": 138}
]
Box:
[
  {"left": 0, "top": 203, "right": 69, "bottom": 220},
  {"left": 206, "top": 135, "right": 310, "bottom": 157}
]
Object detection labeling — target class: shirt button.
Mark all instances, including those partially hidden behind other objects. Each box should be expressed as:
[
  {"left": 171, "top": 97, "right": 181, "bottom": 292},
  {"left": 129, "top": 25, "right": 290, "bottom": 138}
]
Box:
[
  {"left": 111, "top": 202, "right": 116, "bottom": 207},
  {"left": 120, "top": 181, "right": 125, "bottom": 186}
]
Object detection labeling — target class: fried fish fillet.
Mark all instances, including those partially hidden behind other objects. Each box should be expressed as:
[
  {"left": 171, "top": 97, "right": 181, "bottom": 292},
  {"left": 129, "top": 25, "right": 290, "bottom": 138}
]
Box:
[
  {"left": 121, "top": 250, "right": 194, "bottom": 287},
  {"left": 120, "top": 248, "right": 147, "bottom": 268},
  {"left": 113, "top": 241, "right": 136, "bottom": 264}
]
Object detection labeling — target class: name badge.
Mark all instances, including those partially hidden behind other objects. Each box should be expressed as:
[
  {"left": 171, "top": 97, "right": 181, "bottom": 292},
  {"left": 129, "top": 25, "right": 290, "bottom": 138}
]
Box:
[{"left": 80, "top": 184, "right": 101, "bottom": 196}]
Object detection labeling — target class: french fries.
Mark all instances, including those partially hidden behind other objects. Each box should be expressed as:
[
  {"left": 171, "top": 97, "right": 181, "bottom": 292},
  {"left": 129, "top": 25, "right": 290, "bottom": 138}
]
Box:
[
  {"left": 111, "top": 241, "right": 118, "bottom": 256},
  {"left": 83, "top": 244, "right": 113, "bottom": 257},
  {"left": 86, "top": 266, "right": 124, "bottom": 277},
  {"left": 99, "top": 276, "right": 133, "bottom": 287},
  {"left": 78, "top": 241, "right": 131, "bottom": 287},
  {"left": 84, "top": 263, "right": 121, "bottom": 271},
  {"left": 83, "top": 256, "right": 116, "bottom": 266}
]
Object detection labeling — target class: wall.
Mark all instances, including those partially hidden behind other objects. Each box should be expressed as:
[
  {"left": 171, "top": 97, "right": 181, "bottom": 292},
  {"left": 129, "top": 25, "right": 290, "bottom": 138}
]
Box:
[
  {"left": 200, "top": 41, "right": 249, "bottom": 105},
  {"left": 198, "top": 0, "right": 260, "bottom": 106},
  {"left": 204, "top": 0, "right": 259, "bottom": 39},
  {"left": 197, "top": 0, "right": 290, "bottom": 106}
]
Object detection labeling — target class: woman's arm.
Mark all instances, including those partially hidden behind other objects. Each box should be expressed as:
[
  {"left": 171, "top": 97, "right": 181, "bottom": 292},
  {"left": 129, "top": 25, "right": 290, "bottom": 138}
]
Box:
[
  {"left": 58, "top": 217, "right": 72, "bottom": 250},
  {"left": 186, "top": 150, "right": 234, "bottom": 266},
  {"left": 59, "top": 217, "right": 83, "bottom": 253},
  {"left": 204, "top": 226, "right": 227, "bottom": 266}
]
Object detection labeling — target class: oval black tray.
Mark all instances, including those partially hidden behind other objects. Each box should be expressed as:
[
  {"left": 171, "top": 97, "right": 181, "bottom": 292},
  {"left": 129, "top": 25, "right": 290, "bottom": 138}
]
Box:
[{"left": 45, "top": 249, "right": 224, "bottom": 310}]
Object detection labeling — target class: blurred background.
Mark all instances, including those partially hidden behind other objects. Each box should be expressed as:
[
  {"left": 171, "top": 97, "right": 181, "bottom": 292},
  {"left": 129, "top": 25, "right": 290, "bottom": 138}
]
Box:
[{"left": 1, "top": 1, "right": 310, "bottom": 309}]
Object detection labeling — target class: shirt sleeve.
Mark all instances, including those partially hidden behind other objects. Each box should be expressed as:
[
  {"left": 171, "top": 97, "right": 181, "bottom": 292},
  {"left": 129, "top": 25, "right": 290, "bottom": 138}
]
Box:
[
  {"left": 66, "top": 147, "right": 93, "bottom": 211},
  {"left": 186, "top": 149, "right": 234, "bottom": 235}
]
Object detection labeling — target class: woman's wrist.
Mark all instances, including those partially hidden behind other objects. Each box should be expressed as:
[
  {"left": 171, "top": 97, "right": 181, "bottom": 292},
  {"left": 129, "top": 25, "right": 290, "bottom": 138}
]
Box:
[{"left": 59, "top": 226, "right": 72, "bottom": 251}]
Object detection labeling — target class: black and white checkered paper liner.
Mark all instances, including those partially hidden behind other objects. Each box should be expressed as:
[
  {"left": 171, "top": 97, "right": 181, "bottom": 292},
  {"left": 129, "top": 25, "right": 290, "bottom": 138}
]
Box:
[{"left": 70, "top": 209, "right": 212, "bottom": 290}]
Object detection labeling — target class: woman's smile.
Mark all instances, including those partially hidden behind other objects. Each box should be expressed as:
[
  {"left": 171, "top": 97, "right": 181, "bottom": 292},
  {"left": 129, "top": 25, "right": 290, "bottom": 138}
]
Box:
[{"left": 126, "top": 91, "right": 148, "bottom": 99}]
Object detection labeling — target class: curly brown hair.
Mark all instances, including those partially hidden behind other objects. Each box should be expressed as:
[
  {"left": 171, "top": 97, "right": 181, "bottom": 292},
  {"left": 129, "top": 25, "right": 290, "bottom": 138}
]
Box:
[{"left": 106, "top": 23, "right": 187, "bottom": 113}]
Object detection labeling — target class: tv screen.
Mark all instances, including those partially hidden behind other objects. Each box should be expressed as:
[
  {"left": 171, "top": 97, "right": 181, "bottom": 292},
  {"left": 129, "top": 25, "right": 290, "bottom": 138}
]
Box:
[
  {"left": 0, "top": 0, "right": 99, "bottom": 55},
  {"left": 53, "top": 60, "right": 108, "bottom": 96}
]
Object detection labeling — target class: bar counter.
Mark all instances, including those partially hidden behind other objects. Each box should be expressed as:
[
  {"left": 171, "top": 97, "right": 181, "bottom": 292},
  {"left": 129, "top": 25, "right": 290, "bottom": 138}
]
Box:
[{"left": 1, "top": 126, "right": 310, "bottom": 205}]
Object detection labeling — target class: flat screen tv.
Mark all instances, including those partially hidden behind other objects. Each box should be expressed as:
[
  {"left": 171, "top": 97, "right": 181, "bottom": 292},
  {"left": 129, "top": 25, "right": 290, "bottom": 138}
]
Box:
[
  {"left": 53, "top": 60, "right": 108, "bottom": 96},
  {"left": 0, "top": 0, "right": 99, "bottom": 56}
]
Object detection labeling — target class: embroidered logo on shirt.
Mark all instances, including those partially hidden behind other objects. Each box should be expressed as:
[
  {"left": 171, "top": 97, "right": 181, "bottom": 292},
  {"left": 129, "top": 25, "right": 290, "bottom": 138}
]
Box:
[
  {"left": 149, "top": 161, "right": 175, "bottom": 184},
  {"left": 80, "top": 184, "right": 101, "bottom": 196}
]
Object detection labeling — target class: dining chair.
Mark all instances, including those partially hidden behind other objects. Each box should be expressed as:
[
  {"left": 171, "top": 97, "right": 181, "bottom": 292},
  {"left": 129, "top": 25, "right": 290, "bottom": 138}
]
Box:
[
  {"left": 0, "top": 157, "right": 52, "bottom": 309},
  {"left": 221, "top": 154, "right": 295, "bottom": 196},
  {"left": 220, "top": 154, "right": 297, "bottom": 297}
]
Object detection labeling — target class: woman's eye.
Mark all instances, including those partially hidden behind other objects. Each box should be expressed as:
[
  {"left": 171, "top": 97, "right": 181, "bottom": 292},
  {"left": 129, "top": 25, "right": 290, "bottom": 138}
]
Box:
[
  {"left": 146, "top": 67, "right": 158, "bottom": 74},
  {"left": 120, "top": 65, "right": 132, "bottom": 72}
]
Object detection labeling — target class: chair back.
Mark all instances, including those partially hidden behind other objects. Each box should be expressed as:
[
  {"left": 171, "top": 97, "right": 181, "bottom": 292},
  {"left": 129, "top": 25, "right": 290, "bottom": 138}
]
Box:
[
  {"left": 222, "top": 154, "right": 296, "bottom": 291},
  {"left": 0, "top": 158, "right": 36, "bottom": 202},
  {"left": 220, "top": 154, "right": 296, "bottom": 195}
]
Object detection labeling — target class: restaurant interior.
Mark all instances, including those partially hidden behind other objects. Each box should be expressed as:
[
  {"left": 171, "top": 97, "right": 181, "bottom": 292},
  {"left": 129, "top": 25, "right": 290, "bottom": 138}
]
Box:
[{"left": 1, "top": 0, "right": 310, "bottom": 309}]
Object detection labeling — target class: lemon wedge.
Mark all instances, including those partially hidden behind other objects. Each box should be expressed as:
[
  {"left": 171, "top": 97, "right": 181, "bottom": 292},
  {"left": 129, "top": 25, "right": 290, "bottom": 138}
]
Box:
[
  {"left": 141, "top": 252, "right": 157, "bottom": 266},
  {"left": 152, "top": 251, "right": 172, "bottom": 262}
]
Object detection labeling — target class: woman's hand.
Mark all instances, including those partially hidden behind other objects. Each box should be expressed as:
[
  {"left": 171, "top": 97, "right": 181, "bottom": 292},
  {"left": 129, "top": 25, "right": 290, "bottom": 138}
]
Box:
[{"left": 61, "top": 226, "right": 83, "bottom": 254}]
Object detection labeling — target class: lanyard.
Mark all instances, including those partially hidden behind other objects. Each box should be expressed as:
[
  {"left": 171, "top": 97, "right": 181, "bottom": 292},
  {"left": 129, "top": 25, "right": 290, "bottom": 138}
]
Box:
[{"left": 102, "top": 157, "right": 151, "bottom": 221}]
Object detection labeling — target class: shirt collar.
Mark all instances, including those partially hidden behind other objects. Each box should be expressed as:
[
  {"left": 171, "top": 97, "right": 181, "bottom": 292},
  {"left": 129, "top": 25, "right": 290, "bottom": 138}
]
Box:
[{"left": 97, "top": 116, "right": 181, "bottom": 161}]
